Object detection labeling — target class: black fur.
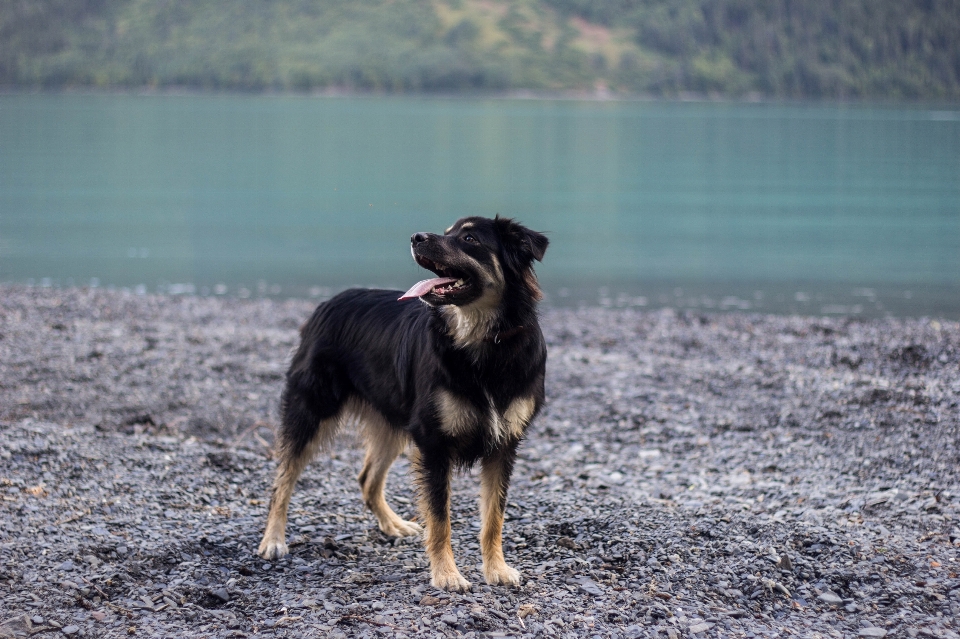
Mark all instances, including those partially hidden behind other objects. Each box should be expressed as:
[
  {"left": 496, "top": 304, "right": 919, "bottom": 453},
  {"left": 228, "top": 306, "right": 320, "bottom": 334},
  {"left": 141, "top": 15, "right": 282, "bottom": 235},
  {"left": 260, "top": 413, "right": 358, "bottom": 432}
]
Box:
[{"left": 268, "top": 215, "right": 548, "bottom": 587}]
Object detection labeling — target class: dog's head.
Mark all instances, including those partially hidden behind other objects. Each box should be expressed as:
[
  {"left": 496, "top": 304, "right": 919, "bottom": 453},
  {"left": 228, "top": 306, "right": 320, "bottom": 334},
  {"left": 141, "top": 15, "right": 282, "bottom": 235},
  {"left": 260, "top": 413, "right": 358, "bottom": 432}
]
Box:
[{"left": 401, "top": 216, "right": 548, "bottom": 309}]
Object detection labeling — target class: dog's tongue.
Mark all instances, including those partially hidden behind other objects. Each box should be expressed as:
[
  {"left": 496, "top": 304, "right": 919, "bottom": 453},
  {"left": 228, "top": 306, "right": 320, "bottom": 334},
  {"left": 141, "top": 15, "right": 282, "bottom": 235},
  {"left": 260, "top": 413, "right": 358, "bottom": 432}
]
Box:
[{"left": 399, "top": 277, "right": 458, "bottom": 301}]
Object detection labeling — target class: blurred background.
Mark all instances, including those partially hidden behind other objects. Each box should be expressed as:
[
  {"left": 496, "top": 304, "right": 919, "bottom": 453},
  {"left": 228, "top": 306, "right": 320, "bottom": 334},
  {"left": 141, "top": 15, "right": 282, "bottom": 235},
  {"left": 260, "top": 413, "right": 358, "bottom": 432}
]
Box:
[{"left": 1, "top": 0, "right": 958, "bottom": 316}]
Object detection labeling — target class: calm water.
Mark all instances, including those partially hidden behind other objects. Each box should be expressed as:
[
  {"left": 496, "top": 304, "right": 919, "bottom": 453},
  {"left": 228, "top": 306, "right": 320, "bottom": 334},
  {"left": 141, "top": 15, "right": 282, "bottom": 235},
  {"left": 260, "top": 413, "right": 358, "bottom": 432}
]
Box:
[{"left": 2, "top": 94, "right": 959, "bottom": 316}]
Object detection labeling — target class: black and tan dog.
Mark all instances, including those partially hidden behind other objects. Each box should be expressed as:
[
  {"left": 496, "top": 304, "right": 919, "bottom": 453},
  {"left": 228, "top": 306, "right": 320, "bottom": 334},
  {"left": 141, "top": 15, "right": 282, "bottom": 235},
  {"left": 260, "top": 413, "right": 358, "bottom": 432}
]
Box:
[{"left": 257, "top": 216, "right": 548, "bottom": 591}]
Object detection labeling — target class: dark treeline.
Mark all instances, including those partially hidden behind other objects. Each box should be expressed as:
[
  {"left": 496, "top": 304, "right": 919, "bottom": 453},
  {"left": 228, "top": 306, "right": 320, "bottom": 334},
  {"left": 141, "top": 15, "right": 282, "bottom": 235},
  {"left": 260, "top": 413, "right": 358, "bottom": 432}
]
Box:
[
  {"left": 1, "top": 0, "right": 958, "bottom": 99},
  {"left": 544, "top": 0, "right": 960, "bottom": 98}
]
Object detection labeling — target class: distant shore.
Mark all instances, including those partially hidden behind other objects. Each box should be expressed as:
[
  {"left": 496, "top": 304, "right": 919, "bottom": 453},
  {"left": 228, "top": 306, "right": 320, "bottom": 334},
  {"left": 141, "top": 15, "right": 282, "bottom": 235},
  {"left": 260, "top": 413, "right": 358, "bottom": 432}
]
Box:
[{"left": 4, "top": 86, "right": 960, "bottom": 107}]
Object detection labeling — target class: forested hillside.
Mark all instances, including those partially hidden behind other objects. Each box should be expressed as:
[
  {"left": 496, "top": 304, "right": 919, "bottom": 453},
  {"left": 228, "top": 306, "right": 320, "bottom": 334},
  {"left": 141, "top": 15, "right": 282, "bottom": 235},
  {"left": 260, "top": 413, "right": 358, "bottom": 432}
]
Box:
[{"left": 2, "top": 0, "right": 958, "bottom": 99}]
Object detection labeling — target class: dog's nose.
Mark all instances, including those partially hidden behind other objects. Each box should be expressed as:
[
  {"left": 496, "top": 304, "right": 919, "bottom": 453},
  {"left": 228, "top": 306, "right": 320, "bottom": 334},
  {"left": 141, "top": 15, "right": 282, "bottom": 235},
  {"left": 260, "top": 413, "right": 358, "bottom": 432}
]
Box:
[{"left": 411, "top": 232, "right": 430, "bottom": 246}]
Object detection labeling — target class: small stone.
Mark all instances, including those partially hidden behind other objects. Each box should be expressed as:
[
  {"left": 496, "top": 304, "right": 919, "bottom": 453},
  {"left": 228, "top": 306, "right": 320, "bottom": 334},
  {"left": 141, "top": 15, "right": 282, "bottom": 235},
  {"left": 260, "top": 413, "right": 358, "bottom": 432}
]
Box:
[
  {"left": 440, "top": 614, "right": 458, "bottom": 626},
  {"left": 0, "top": 616, "right": 32, "bottom": 635},
  {"left": 556, "top": 537, "right": 577, "bottom": 550},
  {"left": 31, "top": 616, "right": 45, "bottom": 625},
  {"left": 690, "top": 622, "right": 715, "bottom": 634},
  {"left": 61, "top": 625, "right": 80, "bottom": 635},
  {"left": 57, "top": 560, "right": 75, "bottom": 571},
  {"left": 211, "top": 588, "right": 230, "bottom": 603},
  {"left": 858, "top": 629, "right": 887, "bottom": 638},
  {"left": 577, "top": 579, "right": 603, "bottom": 596},
  {"left": 518, "top": 603, "right": 537, "bottom": 619},
  {"left": 818, "top": 592, "right": 843, "bottom": 605},
  {"left": 91, "top": 611, "right": 106, "bottom": 622},
  {"left": 777, "top": 554, "right": 793, "bottom": 571},
  {"left": 419, "top": 595, "right": 441, "bottom": 606},
  {"left": 379, "top": 573, "right": 403, "bottom": 582}
]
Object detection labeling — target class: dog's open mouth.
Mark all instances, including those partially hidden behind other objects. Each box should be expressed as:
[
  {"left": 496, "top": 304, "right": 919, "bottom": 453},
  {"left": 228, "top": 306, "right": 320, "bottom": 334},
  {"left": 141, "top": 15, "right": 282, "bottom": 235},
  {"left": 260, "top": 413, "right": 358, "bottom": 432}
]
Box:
[{"left": 399, "top": 256, "right": 472, "bottom": 301}]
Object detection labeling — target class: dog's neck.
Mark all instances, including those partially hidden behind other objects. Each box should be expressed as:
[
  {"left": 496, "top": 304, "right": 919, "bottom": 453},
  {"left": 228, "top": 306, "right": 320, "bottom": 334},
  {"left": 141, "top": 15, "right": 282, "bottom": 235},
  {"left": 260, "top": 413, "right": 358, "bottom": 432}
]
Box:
[
  {"left": 481, "top": 324, "right": 526, "bottom": 344},
  {"left": 439, "top": 303, "right": 501, "bottom": 348},
  {"left": 438, "top": 304, "right": 531, "bottom": 349}
]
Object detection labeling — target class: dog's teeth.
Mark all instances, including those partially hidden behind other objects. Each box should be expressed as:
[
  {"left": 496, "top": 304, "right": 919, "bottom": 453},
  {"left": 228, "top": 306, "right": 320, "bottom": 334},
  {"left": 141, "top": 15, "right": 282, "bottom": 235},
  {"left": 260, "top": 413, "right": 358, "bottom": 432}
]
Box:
[{"left": 456, "top": 279, "right": 464, "bottom": 287}]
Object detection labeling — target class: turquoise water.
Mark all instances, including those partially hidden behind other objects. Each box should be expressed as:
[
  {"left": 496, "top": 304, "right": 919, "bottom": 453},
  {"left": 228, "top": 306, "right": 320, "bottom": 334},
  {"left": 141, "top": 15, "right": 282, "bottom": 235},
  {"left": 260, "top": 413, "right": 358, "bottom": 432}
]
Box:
[{"left": 2, "top": 94, "right": 958, "bottom": 316}]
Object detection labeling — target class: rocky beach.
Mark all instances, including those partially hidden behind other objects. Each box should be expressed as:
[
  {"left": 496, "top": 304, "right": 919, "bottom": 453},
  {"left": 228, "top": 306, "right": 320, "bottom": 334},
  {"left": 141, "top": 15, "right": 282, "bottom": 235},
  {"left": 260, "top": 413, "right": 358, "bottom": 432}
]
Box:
[{"left": 1, "top": 285, "right": 958, "bottom": 638}]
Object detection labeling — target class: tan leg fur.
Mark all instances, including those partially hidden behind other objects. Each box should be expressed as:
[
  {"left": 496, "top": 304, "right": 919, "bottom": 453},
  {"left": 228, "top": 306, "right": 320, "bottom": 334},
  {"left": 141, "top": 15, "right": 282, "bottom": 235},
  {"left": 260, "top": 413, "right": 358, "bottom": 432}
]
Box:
[
  {"left": 358, "top": 417, "right": 422, "bottom": 538},
  {"left": 412, "top": 450, "right": 470, "bottom": 592},
  {"left": 479, "top": 454, "right": 521, "bottom": 586},
  {"left": 257, "top": 418, "right": 333, "bottom": 560},
  {"left": 257, "top": 407, "right": 345, "bottom": 560}
]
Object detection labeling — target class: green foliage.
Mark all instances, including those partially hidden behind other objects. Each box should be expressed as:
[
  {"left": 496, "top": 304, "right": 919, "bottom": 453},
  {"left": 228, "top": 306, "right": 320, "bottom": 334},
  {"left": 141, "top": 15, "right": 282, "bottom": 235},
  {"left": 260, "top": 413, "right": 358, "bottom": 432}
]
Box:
[
  {"left": 1, "top": 0, "right": 958, "bottom": 98},
  {"left": 544, "top": 0, "right": 960, "bottom": 98}
]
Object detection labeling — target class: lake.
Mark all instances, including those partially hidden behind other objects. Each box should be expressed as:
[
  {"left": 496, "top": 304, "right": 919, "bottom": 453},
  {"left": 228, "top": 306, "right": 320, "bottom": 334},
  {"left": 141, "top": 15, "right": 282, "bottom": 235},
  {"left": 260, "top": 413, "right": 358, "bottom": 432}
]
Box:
[{"left": 2, "top": 94, "right": 958, "bottom": 317}]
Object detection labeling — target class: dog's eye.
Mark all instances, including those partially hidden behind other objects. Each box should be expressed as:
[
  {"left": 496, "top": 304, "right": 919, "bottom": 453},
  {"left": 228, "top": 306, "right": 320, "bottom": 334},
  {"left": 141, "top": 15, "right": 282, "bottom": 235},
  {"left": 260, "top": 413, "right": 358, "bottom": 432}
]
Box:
[{"left": 462, "top": 234, "right": 479, "bottom": 244}]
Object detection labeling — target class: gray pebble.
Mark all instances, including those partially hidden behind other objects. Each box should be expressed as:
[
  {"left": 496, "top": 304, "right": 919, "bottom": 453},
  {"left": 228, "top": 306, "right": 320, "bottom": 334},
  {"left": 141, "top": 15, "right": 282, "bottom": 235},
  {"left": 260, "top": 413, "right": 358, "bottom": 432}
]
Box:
[
  {"left": 440, "top": 614, "right": 458, "bottom": 626},
  {"left": 578, "top": 579, "right": 604, "bottom": 596},
  {"left": 2, "top": 286, "right": 958, "bottom": 639}
]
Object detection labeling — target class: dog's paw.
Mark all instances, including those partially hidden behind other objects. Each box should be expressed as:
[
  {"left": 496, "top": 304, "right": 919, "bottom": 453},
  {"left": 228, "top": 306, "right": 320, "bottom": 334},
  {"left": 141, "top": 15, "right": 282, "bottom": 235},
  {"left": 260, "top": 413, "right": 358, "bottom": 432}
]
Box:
[
  {"left": 381, "top": 518, "right": 423, "bottom": 538},
  {"left": 483, "top": 563, "right": 521, "bottom": 587},
  {"left": 257, "top": 537, "right": 289, "bottom": 560},
  {"left": 431, "top": 568, "right": 472, "bottom": 593}
]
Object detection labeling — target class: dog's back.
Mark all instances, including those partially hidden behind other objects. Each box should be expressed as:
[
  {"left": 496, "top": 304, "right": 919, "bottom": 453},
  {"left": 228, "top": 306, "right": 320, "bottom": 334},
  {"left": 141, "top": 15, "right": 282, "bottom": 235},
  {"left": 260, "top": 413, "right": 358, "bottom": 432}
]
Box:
[{"left": 285, "top": 288, "right": 432, "bottom": 439}]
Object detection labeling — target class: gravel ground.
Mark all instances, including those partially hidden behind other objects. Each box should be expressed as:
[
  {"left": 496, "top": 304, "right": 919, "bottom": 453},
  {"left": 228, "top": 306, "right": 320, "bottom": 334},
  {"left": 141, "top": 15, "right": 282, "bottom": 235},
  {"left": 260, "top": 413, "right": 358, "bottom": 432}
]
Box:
[{"left": 1, "top": 285, "right": 959, "bottom": 639}]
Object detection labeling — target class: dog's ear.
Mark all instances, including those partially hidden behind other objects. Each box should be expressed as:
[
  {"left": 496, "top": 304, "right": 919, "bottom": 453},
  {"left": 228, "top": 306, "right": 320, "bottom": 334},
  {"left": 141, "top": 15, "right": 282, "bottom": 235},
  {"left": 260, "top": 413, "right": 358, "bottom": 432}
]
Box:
[
  {"left": 495, "top": 216, "right": 548, "bottom": 263},
  {"left": 524, "top": 228, "right": 548, "bottom": 262}
]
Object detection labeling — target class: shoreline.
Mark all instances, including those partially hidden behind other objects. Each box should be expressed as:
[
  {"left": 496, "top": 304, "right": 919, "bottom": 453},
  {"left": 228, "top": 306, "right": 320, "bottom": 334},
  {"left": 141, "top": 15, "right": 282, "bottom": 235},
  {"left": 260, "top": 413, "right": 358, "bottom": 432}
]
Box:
[
  {"left": 3, "top": 87, "right": 960, "bottom": 108},
  {"left": 3, "top": 282, "right": 960, "bottom": 322},
  {"left": 1, "top": 285, "right": 958, "bottom": 638}
]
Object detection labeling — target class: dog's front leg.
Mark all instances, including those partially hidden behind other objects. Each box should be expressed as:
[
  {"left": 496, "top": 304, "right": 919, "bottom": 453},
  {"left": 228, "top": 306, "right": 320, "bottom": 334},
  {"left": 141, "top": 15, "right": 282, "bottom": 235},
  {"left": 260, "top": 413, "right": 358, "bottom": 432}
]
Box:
[
  {"left": 414, "top": 450, "right": 470, "bottom": 592},
  {"left": 479, "top": 443, "right": 521, "bottom": 586}
]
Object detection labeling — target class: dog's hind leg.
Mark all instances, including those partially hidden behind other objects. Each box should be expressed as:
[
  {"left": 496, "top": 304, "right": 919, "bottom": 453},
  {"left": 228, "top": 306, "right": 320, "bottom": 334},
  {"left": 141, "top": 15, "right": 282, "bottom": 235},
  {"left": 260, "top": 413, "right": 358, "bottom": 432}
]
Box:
[
  {"left": 479, "top": 442, "right": 521, "bottom": 586},
  {"left": 258, "top": 374, "right": 341, "bottom": 560},
  {"left": 358, "top": 414, "right": 422, "bottom": 538}
]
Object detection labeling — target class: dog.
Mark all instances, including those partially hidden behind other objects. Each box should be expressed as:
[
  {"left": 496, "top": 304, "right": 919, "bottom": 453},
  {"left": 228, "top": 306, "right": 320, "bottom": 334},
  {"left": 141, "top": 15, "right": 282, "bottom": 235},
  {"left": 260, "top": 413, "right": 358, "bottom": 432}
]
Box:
[{"left": 257, "top": 215, "right": 548, "bottom": 591}]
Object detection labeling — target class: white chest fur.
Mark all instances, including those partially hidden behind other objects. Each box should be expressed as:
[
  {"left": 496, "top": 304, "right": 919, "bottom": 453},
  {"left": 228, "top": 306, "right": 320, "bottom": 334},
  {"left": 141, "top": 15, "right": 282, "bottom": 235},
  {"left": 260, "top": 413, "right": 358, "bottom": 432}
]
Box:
[{"left": 435, "top": 389, "right": 535, "bottom": 442}]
